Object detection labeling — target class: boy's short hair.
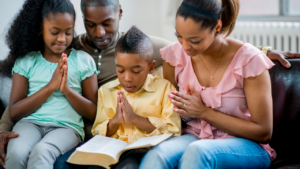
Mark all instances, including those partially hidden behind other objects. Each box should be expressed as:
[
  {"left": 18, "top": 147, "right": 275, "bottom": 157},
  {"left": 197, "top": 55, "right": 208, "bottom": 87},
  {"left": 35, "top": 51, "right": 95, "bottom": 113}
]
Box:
[
  {"left": 115, "top": 26, "right": 154, "bottom": 64},
  {"left": 81, "top": 0, "right": 119, "bottom": 12}
]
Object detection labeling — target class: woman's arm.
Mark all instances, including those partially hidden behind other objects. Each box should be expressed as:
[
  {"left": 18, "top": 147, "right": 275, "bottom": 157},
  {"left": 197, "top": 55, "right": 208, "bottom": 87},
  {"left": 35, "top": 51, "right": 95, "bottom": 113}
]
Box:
[
  {"left": 170, "top": 70, "right": 273, "bottom": 143},
  {"left": 163, "top": 61, "right": 179, "bottom": 90}
]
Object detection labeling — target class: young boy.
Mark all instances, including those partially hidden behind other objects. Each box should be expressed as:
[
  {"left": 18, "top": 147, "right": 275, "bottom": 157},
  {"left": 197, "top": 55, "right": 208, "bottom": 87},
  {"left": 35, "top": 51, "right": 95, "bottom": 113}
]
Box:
[{"left": 92, "top": 26, "right": 181, "bottom": 144}]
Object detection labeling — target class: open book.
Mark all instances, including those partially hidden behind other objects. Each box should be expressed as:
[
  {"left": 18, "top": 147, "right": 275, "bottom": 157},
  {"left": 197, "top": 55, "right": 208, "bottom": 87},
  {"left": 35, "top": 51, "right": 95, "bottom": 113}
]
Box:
[{"left": 67, "top": 133, "right": 173, "bottom": 168}]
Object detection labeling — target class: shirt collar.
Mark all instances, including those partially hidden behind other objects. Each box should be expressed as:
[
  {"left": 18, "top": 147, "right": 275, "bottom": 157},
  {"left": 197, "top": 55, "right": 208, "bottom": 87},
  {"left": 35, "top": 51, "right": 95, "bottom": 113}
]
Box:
[{"left": 108, "top": 74, "right": 156, "bottom": 93}]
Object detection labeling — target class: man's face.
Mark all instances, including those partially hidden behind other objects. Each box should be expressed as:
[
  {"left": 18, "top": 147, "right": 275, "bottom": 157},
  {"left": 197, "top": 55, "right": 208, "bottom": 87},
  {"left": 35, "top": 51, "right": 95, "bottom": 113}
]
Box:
[{"left": 83, "top": 5, "right": 121, "bottom": 50}]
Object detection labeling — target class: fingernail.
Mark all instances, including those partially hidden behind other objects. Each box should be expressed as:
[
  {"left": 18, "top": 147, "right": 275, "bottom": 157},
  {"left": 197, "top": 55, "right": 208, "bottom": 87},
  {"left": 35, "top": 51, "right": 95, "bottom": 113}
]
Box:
[{"left": 286, "top": 62, "right": 291, "bottom": 68}]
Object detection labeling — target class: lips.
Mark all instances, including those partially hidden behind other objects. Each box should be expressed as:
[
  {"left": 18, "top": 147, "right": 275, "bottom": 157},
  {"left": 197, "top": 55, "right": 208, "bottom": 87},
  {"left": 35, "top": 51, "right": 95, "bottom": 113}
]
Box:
[
  {"left": 124, "top": 86, "right": 134, "bottom": 91},
  {"left": 95, "top": 39, "right": 109, "bottom": 46},
  {"left": 54, "top": 44, "right": 66, "bottom": 48},
  {"left": 184, "top": 50, "right": 194, "bottom": 54}
]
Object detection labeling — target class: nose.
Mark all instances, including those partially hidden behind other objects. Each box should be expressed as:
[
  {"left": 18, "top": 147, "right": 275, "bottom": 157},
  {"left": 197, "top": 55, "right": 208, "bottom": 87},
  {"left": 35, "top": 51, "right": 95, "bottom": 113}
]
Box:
[
  {"left": 124, "top": 72, "right": 132, "bottom": 82},
  {"left": 57, "top": 33, "right": 66, "bottom": 43},
  {"left": 95, "top": 25, "right": 106, "bottom": 38},
  {"left": 181, "top": 39, "right": 191, "bottom": 51}
]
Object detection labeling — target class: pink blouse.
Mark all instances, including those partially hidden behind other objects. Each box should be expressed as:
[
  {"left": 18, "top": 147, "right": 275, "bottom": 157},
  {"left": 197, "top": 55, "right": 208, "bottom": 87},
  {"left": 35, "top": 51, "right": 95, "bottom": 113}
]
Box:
[{"left": 161, "top": 42, "right": 277, "bottom": 161}]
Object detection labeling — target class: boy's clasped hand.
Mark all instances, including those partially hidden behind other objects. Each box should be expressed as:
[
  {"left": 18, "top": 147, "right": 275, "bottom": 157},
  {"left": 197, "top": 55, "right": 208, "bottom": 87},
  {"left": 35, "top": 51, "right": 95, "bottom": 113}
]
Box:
[
  {"left": 48, "top": 53, "right": 71, "bottom": 94},
  {"left": 115, "top": 90, "right": 138, "bottom": 125}
]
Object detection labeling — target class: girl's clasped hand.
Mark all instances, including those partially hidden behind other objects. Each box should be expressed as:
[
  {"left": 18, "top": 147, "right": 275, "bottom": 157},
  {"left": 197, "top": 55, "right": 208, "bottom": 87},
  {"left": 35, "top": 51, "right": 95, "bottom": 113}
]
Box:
[{"left": 48, "top": 53, "right": 70, "bottom": 94}]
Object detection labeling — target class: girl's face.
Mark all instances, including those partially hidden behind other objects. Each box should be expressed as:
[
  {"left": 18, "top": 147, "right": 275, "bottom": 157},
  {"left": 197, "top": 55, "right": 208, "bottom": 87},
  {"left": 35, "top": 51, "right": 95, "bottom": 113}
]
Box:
[
  {"left": 42, "top": 13, "right": 75, "bottom": 54},
  {"left": 175, "top": 15, "right": 216, "bottom": 57}
]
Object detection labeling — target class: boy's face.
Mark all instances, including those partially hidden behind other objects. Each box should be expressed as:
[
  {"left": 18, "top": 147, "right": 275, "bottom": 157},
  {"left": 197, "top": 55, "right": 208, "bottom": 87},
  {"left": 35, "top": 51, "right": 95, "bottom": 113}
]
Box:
[{"left": 115, "top": 52, "right": 155, "bottom": 93}]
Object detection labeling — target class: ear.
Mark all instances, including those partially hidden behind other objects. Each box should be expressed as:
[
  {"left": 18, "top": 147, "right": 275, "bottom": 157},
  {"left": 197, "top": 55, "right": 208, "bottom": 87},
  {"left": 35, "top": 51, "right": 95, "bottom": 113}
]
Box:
[
  {"left": 214, "top": 20, "right": 223, "bottom": 36},
  {"left": 119, "top": 4, "right": 123, "bottom": 20},
  {"left": 148, "top": 60, "right": 156, "bottom": 74},
  {"left": 39, "top": 23, "right": 43, "bottom": 36}
]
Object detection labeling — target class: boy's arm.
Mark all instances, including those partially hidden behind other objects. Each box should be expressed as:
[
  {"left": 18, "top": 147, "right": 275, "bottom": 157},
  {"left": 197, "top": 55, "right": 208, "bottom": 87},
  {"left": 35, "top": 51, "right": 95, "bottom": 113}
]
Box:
[
  {"left": 92, "top": 88, "right": 118, "bottom": 138},
  {"left": 145, "top": 82, "right": 181, "bottom": 137}
]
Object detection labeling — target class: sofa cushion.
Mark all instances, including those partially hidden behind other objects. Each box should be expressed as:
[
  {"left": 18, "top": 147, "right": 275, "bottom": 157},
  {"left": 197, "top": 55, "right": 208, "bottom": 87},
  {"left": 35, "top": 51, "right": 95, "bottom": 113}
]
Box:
[{"left": 0, "top": 74, "right": 12, "bottom": 117}]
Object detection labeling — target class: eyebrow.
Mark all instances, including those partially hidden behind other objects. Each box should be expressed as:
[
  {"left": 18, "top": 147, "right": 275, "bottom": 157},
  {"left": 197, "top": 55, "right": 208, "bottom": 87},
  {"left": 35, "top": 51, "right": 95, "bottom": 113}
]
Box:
[
  {"left": 116, "top": 64, "right": 142, "bottom": 68},
  {"left": 50, "top": 27, "right": 74, "bottom": 30},
  {"left": 176, "top": 30, "right": 201, "bottom": 39},
  {"left": 84, "top": 18, "right": 113, "bottom": 24}
]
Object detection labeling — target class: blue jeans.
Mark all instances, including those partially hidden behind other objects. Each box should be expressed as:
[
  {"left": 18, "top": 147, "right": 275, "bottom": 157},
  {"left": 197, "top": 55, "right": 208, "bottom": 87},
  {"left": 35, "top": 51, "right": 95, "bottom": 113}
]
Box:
[{"left": 140, "top": 134, "right": 271, "bottom": 169}]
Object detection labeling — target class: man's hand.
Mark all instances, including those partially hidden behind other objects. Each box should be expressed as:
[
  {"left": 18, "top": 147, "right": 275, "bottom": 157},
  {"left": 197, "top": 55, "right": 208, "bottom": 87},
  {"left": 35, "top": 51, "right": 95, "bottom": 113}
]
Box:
[
  {"left": 0, "top": 131, "right": 19, "bottom": 168},
  {"left": 267, "top": 50, "right": 300, "bottom": 68}
]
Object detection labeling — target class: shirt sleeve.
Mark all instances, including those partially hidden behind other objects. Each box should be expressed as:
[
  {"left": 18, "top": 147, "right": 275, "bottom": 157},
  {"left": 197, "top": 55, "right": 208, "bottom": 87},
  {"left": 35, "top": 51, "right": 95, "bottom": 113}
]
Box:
[
  {"left": 91, "top": 87, "right": 118, "bottom": 138},
  {"left": 0, "top": 107, "right": 14, "bottom": 131},
  {"left": 11, "top": 54, "right": 34, "bottom": 78},
  {"left": 146, "top": 81, "right": 181, "bottom": 137},
  {"left": 76, "top": 50, "right": 98, "bottom": 81}
]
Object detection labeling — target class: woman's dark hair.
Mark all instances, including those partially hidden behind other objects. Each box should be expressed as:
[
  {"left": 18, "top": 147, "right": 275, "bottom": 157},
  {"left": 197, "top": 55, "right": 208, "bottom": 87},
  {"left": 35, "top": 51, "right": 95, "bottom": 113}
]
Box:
[
  {"left": 0, "top": 0, "right": 76, "bottom": 77},
  {"left": 177, "top": 0, "right": 239, "bottom": 37}
]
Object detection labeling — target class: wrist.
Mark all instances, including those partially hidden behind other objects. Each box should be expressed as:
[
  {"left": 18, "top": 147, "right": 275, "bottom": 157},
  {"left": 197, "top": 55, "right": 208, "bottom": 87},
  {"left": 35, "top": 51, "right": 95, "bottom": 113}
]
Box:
[
  {"left": 130, "top": 114, "right": 140, "bottom": 125},
  {"left": 62, "top": 86, "right": 72, "bottom": 96},
  {"left": 261, "top": 46, "right": 273, "bottom": 56},
  {"left": 198, "top": 106, "right": 210, "bottom": 119},
  {"left": 111, "top": 115, "right": 122, "bottom": 126},
  {"left": 45, "top": 84, "right": 56, "bottom": 94}
]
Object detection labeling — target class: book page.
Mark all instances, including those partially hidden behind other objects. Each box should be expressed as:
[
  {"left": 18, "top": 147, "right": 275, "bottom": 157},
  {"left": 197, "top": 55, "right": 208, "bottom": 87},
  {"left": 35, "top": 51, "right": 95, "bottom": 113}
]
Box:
[
  {"left": 76, "top": 135, "right": 129, "bottom": 160},
  {"left": 126, "top": 133, "right": 173, "bottom": 149}
]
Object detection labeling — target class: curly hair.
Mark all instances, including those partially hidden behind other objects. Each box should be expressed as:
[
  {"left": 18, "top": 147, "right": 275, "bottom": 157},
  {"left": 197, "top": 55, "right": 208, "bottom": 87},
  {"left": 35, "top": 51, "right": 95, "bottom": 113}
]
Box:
[
  {"left": 116, "top": 26, "right": 153, "bottom": 64},
  {"left": 0, "top": 0, "right": 76, "bottom": 77}
]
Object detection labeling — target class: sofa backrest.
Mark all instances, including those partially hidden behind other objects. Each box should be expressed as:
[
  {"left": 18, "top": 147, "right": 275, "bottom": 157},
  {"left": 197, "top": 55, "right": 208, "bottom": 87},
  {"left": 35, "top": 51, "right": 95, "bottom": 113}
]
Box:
[{"left": 269, "top": 60, "right": 300, "bottom": 167}]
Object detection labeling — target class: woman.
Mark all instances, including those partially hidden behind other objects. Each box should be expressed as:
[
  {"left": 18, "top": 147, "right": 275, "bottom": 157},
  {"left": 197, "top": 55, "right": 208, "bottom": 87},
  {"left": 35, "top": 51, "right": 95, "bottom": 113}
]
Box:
[{"left": 139, "top": 0, "right": 276, "bottom": 168}]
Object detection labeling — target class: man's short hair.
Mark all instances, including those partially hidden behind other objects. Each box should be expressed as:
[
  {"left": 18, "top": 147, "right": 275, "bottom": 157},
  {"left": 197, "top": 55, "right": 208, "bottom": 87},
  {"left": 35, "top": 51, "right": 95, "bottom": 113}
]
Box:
[
  {"left": 116, "top": 26, "right": 153, "bottom": 64},
  {"left": 81, "top": 0, "right": 119, "bottom": 12}
]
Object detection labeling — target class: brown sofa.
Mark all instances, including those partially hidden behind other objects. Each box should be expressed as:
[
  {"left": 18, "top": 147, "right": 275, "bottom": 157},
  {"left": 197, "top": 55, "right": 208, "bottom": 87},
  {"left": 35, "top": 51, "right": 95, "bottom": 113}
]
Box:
[{"left": 0, "top": 60, "right": 300, "bottom": 168}]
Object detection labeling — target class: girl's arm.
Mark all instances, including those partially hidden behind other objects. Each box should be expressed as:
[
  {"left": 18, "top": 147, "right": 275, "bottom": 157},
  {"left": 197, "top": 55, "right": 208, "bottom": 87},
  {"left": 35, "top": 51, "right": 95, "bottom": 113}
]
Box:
[
  {"left": 60, "top": 62, "right": 98, "bottom": 121},
  {"left": 9, "top": 58, "right": 65, "bottom": 121},
  {"left": 171, "top": 70, "right": 273, "bottom": 143}
]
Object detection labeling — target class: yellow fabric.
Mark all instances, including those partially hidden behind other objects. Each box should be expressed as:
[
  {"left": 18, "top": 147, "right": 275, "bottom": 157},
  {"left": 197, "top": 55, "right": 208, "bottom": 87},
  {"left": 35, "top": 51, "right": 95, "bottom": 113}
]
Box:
[{"left": 92, "top": 74, "right": 181, "bottom": 143}]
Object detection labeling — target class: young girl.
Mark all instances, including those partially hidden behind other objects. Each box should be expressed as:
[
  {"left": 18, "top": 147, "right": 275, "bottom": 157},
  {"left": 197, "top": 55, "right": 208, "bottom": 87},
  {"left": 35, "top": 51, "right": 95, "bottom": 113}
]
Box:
[
  {"left": 1, "top": 0, "right": 98, "bottom": 168},
  {"left": 140, "top": 0, "right": 276, "bottom": 168}
]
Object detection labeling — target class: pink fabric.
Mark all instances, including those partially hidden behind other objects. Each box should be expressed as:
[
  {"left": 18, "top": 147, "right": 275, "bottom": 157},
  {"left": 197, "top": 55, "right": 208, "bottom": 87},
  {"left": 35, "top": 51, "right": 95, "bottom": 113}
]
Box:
[{"left": 161, "top": 42, "right": 277, "bottom": 161}]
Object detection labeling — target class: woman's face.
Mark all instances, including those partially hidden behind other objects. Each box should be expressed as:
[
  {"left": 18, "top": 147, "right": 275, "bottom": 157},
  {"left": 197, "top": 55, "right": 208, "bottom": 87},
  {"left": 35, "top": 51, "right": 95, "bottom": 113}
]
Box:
[
  {"left": 175, "top": 15, "right": 216, "bottom": 57},
  {"left": 42, "top": 13, "right": 75, "bottom": 54}
]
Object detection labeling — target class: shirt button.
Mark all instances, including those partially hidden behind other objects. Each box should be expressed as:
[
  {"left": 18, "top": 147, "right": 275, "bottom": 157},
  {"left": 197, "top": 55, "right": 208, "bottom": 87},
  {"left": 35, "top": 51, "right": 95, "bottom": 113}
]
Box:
[
  {"left": 94, "top": 49, "right": 98, "bottom": 53},
  {"left": 97, "top": 70, "right": 100, "bottom": 74},
  {"left": 99, "top": 55, "right": 102, "bottom": 58},
  {"left": 98, "top": 62, "right": 101, "bottom": 66}
]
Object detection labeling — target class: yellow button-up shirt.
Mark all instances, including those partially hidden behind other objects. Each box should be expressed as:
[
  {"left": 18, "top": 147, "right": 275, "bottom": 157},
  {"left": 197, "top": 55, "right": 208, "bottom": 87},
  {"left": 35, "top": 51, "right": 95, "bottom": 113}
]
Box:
[{"left": 92, "top": 75, "right": 181, "bottom": 143}]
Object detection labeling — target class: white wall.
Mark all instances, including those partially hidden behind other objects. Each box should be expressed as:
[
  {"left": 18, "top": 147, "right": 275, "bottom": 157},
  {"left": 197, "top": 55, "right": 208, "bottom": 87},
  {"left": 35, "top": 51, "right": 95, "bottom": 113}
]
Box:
[
  {"left": 0, "top": 0, "right": 25, "bottom": 60},
  {"left": 0, "top": 0, "right": 180, "bottom": 61}
]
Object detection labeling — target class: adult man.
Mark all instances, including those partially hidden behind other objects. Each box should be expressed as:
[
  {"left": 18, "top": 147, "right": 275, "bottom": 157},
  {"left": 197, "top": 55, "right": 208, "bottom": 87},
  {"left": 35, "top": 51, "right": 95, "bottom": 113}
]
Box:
[{"left": 0, "top": 0, "right": 299, "bottom": 168}]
